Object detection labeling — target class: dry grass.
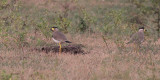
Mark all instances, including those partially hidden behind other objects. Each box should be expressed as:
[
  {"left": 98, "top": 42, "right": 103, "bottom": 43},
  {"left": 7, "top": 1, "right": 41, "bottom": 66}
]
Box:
[{"left": 0, "top": 34, "right": 160, "bottom": 80}]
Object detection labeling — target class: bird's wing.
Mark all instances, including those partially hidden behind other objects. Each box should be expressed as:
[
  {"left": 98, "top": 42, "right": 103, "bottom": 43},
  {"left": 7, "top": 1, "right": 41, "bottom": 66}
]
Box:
[
  {"left": 52, "top": 31, "right": 67, "bottom": 42},
  {"left": 127, "top": 32, "right": 139, "bottom": 44}
]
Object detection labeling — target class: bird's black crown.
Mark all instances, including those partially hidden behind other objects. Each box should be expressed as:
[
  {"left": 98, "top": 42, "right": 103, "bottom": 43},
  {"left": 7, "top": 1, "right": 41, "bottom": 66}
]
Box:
[
  {"left": 52, "top": 26, "right": 58, "bottom": 28},
  {"left": 139, "top": 27, "right": 144, "bottom": 29}
]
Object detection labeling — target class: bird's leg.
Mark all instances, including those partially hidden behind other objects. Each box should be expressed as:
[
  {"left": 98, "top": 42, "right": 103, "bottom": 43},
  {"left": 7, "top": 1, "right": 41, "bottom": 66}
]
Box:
[
  {"left": 58, "top": 43, "right": 61, "bottom": 53},
  {"left": 135, "top": 44, "right": 141, "bottom": 55},
  {"left": 133, "top": 44, "right": 138, "bottom": 53},
  {"left": 138, "top": 44, "right": 141, "bottom": 55}
]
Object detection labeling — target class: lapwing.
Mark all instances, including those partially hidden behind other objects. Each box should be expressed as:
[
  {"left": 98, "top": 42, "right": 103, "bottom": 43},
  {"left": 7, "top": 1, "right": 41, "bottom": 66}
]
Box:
[
  {"left": 51, "top": 26, "right": 71, "bottom": 53},
  {"left": 127, "top": 27, "right": 145, "bottom": 45}
]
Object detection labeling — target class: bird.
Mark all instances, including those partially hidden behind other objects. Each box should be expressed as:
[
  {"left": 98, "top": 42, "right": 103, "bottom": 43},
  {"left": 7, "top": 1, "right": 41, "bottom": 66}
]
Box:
[
  {"left": 127, "top": 27, "right": 145, "bottom": 45},
  {"left": 51, "top": 26, "right": 71, "bottom": 53}
]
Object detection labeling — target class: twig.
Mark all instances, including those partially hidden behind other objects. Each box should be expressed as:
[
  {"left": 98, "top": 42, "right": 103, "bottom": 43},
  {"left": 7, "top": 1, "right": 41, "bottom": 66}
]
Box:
[{"left": 101, "top": 35, "right": 109, "bottom": 50}]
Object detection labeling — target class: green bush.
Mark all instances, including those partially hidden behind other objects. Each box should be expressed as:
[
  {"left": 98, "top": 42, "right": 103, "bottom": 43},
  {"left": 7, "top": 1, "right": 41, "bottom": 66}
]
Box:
[
  {"left": 101, "top": 9, "right": 127, "bottom": 36},
  {"left": 0, "top": 70, "right": 12, "bottom": 80},
  {"left": 0, "top": 0, "right": 8, "bottom": 10}
]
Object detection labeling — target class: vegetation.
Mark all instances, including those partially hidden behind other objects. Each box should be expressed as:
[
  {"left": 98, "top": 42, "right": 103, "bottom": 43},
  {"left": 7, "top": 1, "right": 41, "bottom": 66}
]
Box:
[
  {"left": 0, "top": 0, "right": 160, "bottom": 80},
  {"left": 131, "top": 0, "right": 160, "bottom": 37}
]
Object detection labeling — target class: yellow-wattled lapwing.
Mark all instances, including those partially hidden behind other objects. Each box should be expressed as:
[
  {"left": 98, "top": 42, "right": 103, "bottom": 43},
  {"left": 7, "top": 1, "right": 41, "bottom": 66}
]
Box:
[
  {"left": 51, "top": 26, "right": 71, "bottom": 53},
  {"left": 127, "top": 27, "right": 145, "bottom": 45},
  {"left": 127, "top": 27, "right": 146, "bottom": 52}
]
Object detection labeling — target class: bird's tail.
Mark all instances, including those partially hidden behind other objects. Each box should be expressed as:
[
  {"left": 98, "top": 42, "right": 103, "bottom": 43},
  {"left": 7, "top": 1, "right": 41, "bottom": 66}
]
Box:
[{"left": 65, "top": 41, "right": 72, "bottom": 43}]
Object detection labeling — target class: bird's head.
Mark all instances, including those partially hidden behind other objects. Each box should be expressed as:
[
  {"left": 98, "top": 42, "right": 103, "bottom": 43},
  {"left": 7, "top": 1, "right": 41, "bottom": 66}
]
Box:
[
  {"left": 51, "top": 26, "right": 58, "bottom": 31},
  {"left": 139, "top": 26, "right": 146, "bottom": 32}
]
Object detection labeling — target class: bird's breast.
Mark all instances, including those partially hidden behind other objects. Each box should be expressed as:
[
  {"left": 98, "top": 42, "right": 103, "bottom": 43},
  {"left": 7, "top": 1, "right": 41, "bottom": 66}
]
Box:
[{"left": 52, "top": 38, "right": 60, "bottom": 43}]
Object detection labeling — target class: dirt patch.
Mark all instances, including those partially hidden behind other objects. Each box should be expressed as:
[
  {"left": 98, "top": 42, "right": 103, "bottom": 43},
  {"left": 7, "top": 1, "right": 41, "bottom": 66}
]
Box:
[{"left": 34, "top": 44, "right": 86, "bottom": 54}]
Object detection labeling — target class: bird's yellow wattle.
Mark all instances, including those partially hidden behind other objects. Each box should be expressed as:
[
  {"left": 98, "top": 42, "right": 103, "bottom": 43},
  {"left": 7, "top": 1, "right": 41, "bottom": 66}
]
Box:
[{"left": 52, "top": 28, "right": 54, "bottom": 31}]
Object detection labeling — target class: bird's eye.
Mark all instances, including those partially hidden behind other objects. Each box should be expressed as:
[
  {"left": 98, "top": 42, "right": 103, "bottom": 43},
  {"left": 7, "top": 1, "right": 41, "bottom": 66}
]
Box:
[{"left": 52, "top": 28, "right": 54, "bottom": 31}]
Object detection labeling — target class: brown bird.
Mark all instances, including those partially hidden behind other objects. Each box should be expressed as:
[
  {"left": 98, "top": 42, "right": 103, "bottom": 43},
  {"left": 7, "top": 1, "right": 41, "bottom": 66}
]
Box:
[
  {"left": 127, "top": 27, "right": 145, "bottom": 45},
  {"left": 51, "top": 26, "right": 71, "bottom": 53}
]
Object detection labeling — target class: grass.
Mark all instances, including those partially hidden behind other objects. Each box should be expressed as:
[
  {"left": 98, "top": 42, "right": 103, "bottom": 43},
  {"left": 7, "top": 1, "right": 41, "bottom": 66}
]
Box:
[
  {"left": 0, "top": 34, "right": 160, "bottom": 80},
  {"left": 0, "top": 0, "right": 160, "bottom": 80}
]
